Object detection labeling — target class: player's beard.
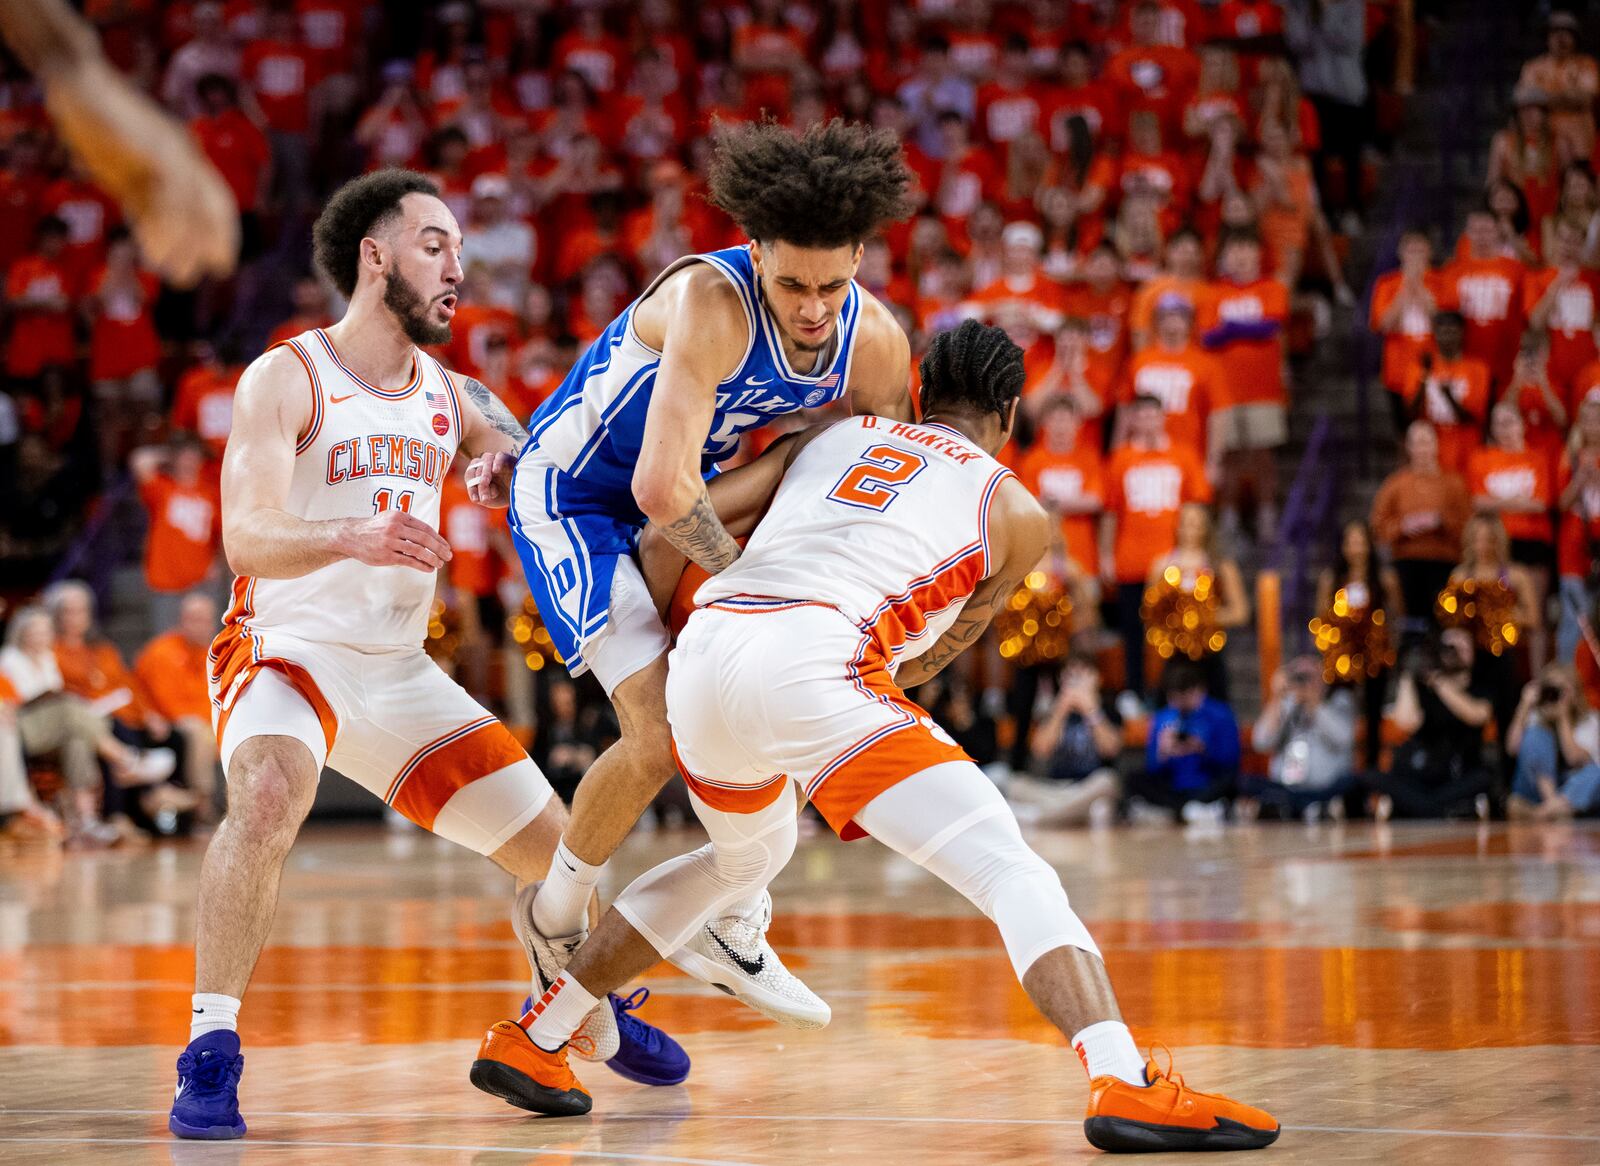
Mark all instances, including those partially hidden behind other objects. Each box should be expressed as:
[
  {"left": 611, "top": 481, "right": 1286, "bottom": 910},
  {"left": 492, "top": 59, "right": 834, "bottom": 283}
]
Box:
[{"left": 383, "top": 268, "right": 452, "bottom": 346}]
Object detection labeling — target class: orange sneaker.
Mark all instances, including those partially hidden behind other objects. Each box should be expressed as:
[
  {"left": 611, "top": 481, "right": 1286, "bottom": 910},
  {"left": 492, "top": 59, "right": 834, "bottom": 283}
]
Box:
[
  {"left": 469, "top": 1020, "right": 593, "bottom": 1117},
  {"left": 1084, "top": 1047, "right": 1279, "bottom": 1152}
]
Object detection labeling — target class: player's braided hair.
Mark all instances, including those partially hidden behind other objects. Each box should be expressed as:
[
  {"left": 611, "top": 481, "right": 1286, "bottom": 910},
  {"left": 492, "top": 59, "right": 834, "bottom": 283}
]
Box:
[
  {"left": 313, "top": 169, "right": 441, "bottom": 297},
  {"left": 918, "top": 320, "right": 1025, "bottom": 422},
  {"left": 707, "top": 119, "right": 913, "bottom": 248}
]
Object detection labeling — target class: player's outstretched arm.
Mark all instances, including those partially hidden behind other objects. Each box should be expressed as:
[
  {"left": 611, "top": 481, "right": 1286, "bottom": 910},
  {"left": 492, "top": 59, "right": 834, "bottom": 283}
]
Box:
[
  {"left": 457, "top": 374, "right": 529, "bottom": 507},
  {"left": 633, "top": 268, "right": 751, "bottom": 572},
  {"left": 0, "top": 0, "right": 238, "bottom": 288},
  {"left": 894, "top": 478, "right": 1050, "bottom": 689},
  {"left": 846, "top": 294, "right": 916, "bottom": 422},
  {"left": 221, "top": 348, "right": 452, "bottom": 579}
]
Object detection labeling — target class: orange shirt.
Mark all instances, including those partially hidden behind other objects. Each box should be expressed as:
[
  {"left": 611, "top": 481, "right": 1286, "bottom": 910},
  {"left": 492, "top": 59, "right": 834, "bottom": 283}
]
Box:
[
  {"left": 441, "top": 473, "right": 503, "bottom": 597},
  {"left": 139, "top": 473, "right": 222, "bottom": 593},
  {"left": 1439, "top": 255, "right": 1526, "bottom": 388},
  {"left": 1197, "top": 277, "right": 1289, "bottom": 408},
  {"left": 190, "top": 108, "right": 271, "bottom": 213},
  {"left": 1370, "top": 270, "right": 1447, "bottom": 394},
  {"left": 1565, "top": 358, "right": 1600, "bottom": 417},
  {"left": 963, "top": 273, "right": 1067, "bottom": 359},
  {"left": 1119, "top": 345, "right": 1220, "bottom": 456},
  {"left": 56, "top": 639, "right": 146, "bottom": 726},
  {"left": 1371, "top": 467, "right": 1473, "bottom": 563},
  {"left": 1103, "top": 44, "right": 1198, "bottom": 133},
  {"left": 87, "top": 267, "right": 160, "bottom": 381},
  {"left": 172, "top": 364, "right": 240, "bottom": 460},
  {"left": 1104, "top": 443, "right": 1212, "bottom": 583},
  {"left": 1060, "top": 282, "right": 1131, "bottom": 402},
  {"left": 1523, "top": 268, "right": 1600, "bottom": 388},
  {"left": 1557, "top": 448, "right": 1600, "bottom": 577},
  {"left": 1017, "top": 444, "right": 1104, "bottom": 574},
  {"left": 1468, "top": 446, "right": 1554, "bottom": 544},
  {"left": 443, "top": 303, "right": 521, "bottom": 378},
  {"left": 1402, "top": 353, "right": 1491, "bottom": 475},
  {"left": 134, "top": 631, "right": 211, "bottom": 721},
  {"left": 1509, "top": 375, "right": 1572, "bottom": 482},
  {"left": 5, "top": 253, "right": 76, "bottom": 377}
]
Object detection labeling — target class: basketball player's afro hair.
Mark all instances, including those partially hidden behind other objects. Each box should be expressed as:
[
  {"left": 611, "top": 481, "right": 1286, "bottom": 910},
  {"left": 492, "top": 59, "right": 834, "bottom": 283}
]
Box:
[
  {"left": 312, "top": 169, "right": 441, "bottom": 297},
  {"left": 707, "top": 119, "right": 913, "bottom": 249},
  {"left": 918, "top": 320, "right": 1025, "bottom": 422}
]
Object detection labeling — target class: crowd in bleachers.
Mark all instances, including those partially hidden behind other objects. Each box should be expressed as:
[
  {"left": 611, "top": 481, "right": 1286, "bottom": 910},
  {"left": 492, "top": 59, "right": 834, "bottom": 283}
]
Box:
[{"left": 0, "top": 0, "right": 1459, "bottom": 848}]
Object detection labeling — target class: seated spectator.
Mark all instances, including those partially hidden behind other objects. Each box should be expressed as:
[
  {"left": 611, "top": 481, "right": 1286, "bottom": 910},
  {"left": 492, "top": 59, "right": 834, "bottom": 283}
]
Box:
[
  {"left": 919, "top": 674, "right": 1000, "bottom": 770},
  {"left": 0, "top": 665, "right": 64, "bottom": 845},
  {"left": 0, "top": 607, "right": 170, "bottom": 846},
  {"left": 1127, "top": 658, "right": 1241, "bottom": 822},
  {"left": 1372, "top": 627, "right": 1494, "bottom": 821},
  {"left": 1507, "top": 664, "right": 1600, "bottom": 819},
  {"left": 1012, "top": 652, "right": 1122, "bottom": 827},
  {"left": 1371, "top": 421, "right": 1472, "bottom": 637},
  {"left": 1242, "top": 656, "right": 1358, "bottom": 822},
  {"left": 1556, "top": 398, "right": 1600, "bottom": 666},
  {"left": 134, "top": 593, "right": 222, "bottom": 826}
]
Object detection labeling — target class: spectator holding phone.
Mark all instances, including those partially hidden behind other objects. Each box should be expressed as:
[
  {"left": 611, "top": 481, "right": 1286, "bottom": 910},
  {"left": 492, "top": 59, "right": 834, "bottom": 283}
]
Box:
[
  {"left": 1014, "top": 652, "right": 1123, "bottom": 827},
  {"left": 1128, "top": 658, "right": 1240, "bottom": 822},
  {"left": 1243, "top": 656, "right": 1359, "bottom": 821},
  {"left": 1506, "top": 664, "right": 1600, "bottom": 819}
]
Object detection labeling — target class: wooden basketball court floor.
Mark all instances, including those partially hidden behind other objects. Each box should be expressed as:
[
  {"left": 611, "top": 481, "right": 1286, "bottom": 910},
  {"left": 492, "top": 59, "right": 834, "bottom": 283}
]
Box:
[{"left": 1, "top": 818, "right": 1598, "bottom": 1164}]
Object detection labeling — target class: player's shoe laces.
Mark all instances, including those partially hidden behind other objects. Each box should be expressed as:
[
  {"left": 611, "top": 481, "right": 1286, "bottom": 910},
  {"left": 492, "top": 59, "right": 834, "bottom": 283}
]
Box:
[
  {"left": 168, "top": 1030, "right": 246, "bottom": 1140},
  {"left": 667, "top": 890, "right": 830, "bottom": 1029},
  {"left": 517, "top": 988, "right": 690, "bottom": 1086},
  {"left": 470, "top": 1020, "right": 592, "bottom": 1117},
  {"left": 1083, "top": 1046, "right": 1279, "bottom": 1153},
  {"left": 512, "top": 880, "right": 618, "bottom": 1062}
]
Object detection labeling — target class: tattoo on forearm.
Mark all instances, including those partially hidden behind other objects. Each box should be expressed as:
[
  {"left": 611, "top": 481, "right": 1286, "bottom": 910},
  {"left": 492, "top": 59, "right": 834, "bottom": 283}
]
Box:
[
  {"left": 660, "top": 486, "right": 741, "bottom": 573},
  {"left": 462, "top": 377, "right": 528, "bottom": 444},
  {"left": 902, "top": 588, "right": 1004, "bottom": 683}
]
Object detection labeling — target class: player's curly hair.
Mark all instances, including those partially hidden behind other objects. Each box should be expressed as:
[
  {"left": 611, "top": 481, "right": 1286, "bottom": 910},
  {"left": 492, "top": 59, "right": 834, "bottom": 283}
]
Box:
[
  {"left": 707, "top": 119, "right": 913, "bottom": 249},
  {"left": 918, "top": 320, "right": 1025, "bottom": 422},
  {"left": 312, "top": 169, "right": 441, "bottom": 297}
]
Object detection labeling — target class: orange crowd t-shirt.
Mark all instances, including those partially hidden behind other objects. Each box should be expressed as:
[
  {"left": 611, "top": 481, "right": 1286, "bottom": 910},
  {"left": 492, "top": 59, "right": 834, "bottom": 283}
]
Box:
[
  {"left": 1369, "top": 270, "right": 1446, "bottom": 394},
  {"left": 1103, "top": 443, "right": 1212, "bottom": 584},
  {"left": 441, "top": 472, "right": 504, "bottom": 597},
  {"left": 1440, "top": 254, "right": 1526, "bottom": 388},
  {"left": 1402, "top": 353, "right": 1491, "bottom": 474},
  {"left": 140, "top": 473, "right": 223, "bottom": 593},
  {"left": 1467, "top": 446, "right": 1554, "bottom": 543},
  {"left": 1119, "top": 345, "right": 1220, "bottom": 456},
  {"left": 1197, "top": 277, "right": 1289, "bottom": 407},
  {"left": 1017, "top": 444, "right": 1104, "bottom": 575},
  {"left": 1523, "top": 267, "right": 1600, "bottom": 388},
  {"left": 134, "top": 630, "right": 211, "bottom": 721}
]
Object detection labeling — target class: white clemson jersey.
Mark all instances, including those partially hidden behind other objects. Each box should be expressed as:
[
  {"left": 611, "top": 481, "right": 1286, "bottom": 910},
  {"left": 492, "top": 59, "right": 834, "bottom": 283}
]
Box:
[
  {"left": 695, "top": 415, "right": 1015, "bottom": 664},
  {"left": 222, "top": 328, "right": 464, "bottom": 649}
]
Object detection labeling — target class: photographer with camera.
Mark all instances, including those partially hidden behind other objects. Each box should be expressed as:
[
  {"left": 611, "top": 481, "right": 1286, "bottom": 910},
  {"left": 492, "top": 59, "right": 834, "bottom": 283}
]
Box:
[
  {"left": 1126, "top": 658, "right": 1240, "bottom": 823},
  {"left": 1370, "top": 626, "right": 1495, "bottom": 820},
  {"left": 1506, "top": 665, "right": 1600, "bottom": 819},
  {"left": 1241, "top": 656, "right": 1359, "bottom": 822},
  {"left": 1013, "top": 652, "right": 1123, "bottom": 827}
]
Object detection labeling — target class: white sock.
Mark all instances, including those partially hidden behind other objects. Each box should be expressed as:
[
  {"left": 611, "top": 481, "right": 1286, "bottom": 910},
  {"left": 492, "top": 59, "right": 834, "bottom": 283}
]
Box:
[
  {"left": 1071, "top": 1020, "right": 1147, "bottom": 1086},
  {"left": 190, "top": 993, "right": 241, "bottom": 1042},
  {"left": 532, "top": 840, "right": 602, "bottom": 938},
  {"left": 522, "top": 972, "right": 601, "bottom": 1052}
]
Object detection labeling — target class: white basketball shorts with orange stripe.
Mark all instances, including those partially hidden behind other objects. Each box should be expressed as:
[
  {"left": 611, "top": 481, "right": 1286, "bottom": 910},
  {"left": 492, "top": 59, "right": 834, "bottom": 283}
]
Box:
[
  {"left": 208, "top": 622, "right": 553, "bottom": 855},
  {"left": 665, "top": 600, "right": 970, "bottom": 839}
]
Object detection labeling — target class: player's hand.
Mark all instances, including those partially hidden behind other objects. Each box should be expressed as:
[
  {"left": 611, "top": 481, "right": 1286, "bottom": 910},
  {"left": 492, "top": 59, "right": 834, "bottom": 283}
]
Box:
[
  {"left": 345, "top": 511, "right": 452, "bottom": 572},
  {"left": 466, "top": 451, "right": 515, "bottom": 508}
]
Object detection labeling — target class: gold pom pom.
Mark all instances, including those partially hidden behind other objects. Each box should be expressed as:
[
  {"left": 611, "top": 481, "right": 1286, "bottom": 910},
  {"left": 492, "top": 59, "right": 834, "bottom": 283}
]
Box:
[
  {"left": 994, "top": 573, "right": 1075, "bottom": 666},
  {"left": 1141, "top": 569, "right": 1225, "bottom": 662},
  {"left": 1434, "top": 578, "right": 1520, "bottom": 656},
  {"left": 1311, "top": 587, "right": 1394, "bottom": 683},
  {"left": 506, "top": 594, "right": 566, "bottom": 671}
]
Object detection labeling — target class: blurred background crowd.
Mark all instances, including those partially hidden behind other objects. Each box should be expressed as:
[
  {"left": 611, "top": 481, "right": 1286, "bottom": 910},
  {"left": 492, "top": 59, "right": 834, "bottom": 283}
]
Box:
[{"left": 5, "top": 0, "right": 1600, "bottom": 851}]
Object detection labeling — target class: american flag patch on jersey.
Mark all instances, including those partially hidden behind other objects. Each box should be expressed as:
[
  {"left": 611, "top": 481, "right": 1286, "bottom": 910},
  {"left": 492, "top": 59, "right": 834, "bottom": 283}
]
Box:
[
  {"left": 816, "top": 373, "right": 840, "bottom": 390},
  {"left": 425, "top": 388, "right": 451, "bottom": 410}
]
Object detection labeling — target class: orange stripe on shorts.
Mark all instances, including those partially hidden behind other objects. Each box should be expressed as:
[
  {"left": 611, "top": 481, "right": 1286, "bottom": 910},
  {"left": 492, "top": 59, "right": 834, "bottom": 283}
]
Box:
[
  {"left": 390, "top": 720, "right": 529, "bottom": 831},
  {"left": 670, "top": 740, "right": 790, "bottom": 814}
]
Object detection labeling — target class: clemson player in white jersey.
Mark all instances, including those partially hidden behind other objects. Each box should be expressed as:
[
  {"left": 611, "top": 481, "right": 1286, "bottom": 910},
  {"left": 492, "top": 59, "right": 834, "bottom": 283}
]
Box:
[
  {"left": 168, "top": 171, "right": 684, "bottom": 1143},
  {"left": 467, "top": 322, "right": 1279, "bottom": 1154}
]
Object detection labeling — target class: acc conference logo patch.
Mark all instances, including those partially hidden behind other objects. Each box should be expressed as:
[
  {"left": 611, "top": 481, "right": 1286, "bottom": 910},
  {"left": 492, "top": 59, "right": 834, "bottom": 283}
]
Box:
[{"left": 432, "top": 413, "right": 450, "bottom": 436}]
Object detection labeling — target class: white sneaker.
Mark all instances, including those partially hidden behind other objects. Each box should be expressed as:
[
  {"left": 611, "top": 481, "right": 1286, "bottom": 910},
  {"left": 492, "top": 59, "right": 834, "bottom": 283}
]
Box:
[
  {"left": 668, "top": 890, "right": 830, "bottom": 1029},
  {"left": 511, "top": 881, "right": 617, "bottom": 1062},
  {"left": 129, "top": 747, "right": 178, "bottom": 784}
]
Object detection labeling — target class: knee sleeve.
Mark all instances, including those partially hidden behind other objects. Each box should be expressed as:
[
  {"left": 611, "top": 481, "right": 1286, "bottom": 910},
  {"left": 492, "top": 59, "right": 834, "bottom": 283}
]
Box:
[
  {"left": 855, "top": 761, "right": 1102, "bottom": 978},
  {"left": 613, "top": 787, "right": 797, "bottom": 956}
]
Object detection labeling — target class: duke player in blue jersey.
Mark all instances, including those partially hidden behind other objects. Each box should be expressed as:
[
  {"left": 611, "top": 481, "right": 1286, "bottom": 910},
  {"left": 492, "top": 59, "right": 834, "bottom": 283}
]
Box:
[{"left": 466, "top": 120, "right": 916, "bottom": 1030}]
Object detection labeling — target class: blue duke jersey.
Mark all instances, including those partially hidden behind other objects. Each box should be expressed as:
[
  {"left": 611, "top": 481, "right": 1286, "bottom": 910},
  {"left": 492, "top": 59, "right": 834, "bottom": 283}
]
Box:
[{"left": 509, "top": 244, "right": 868, "bottom": 678}]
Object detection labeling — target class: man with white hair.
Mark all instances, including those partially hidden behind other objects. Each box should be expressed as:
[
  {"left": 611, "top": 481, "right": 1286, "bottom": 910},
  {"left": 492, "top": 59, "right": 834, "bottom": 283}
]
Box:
[
  {"left": 462, "top": 173, "right": 535, "bottom": 311},
  {"left": 961, "top": 220, "right": 1065, "bottom": 362}
]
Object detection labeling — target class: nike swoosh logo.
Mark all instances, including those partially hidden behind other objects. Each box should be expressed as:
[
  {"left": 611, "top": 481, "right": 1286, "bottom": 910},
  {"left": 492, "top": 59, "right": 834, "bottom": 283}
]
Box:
[
  {"left": 709, "top": 930, "right": 765, "bottom": 977},
  {"left": 745, "top": 376, "right": 773, "bottom": 386},
  {"left": 192, "top": 1008, "right": 205, "bottom": 1014},
  {"left": 330, "top": 393, "right": 357, "bottom": 403},
  {"left": 174, "top": 1081, "right": 188, "bottom": 1101}
]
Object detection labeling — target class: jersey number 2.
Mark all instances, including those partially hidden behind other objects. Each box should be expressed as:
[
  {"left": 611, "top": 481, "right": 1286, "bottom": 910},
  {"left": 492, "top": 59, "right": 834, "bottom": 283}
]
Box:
[
  {"left": 827, "top": 446, "right": 927, "bottom": 511},
  {"left": 372, "top": 489, "right": 414, "bottom": 514}
]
